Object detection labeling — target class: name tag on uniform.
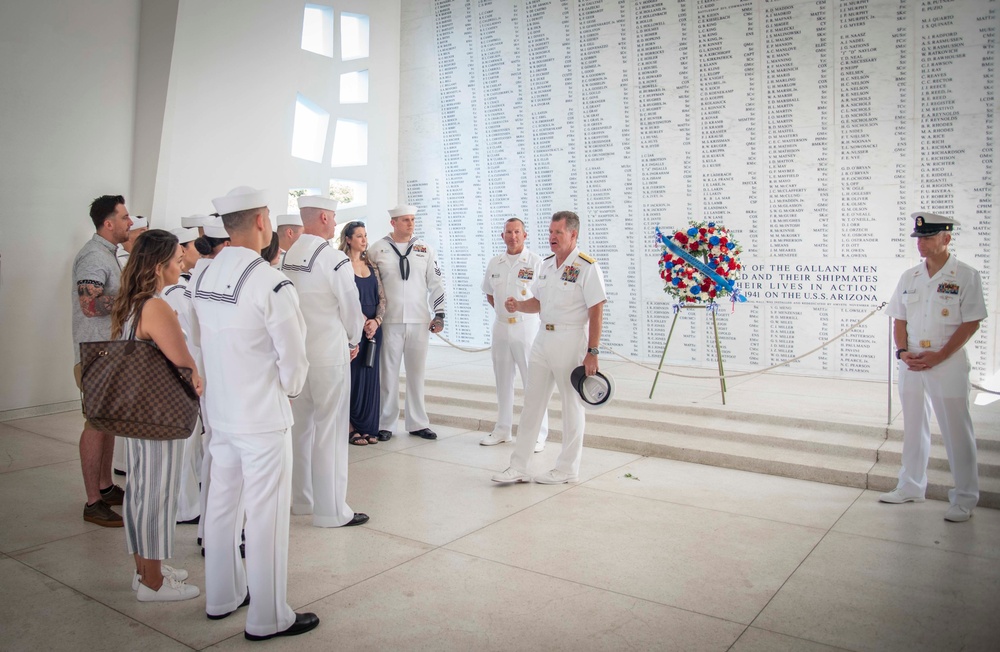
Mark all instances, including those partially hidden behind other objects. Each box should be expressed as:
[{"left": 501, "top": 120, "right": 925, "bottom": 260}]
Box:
[
  {"left": 937, "top": 282, "right": 959, "bottom": 295},
  {"left": 561, "top": 265, "right": 580, "bottom": 283},
  {"left": 517, "top": 268, "right": 534, "bottom": 280}
]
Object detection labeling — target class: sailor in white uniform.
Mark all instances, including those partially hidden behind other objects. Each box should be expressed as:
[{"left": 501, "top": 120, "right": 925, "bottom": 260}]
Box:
[
  {"left": 161, "top": 227, "right": 202, "bottom": 525},
  {"left": 192, "top": 187, "right": 318, "bottom": 640},
  {"left": 282, "top": 195, "right": 367, "bottom": 527},
  {"left": 113, "top": 215, "right": 149, "bottom": 475},
  {"left": 481, "top": 218, "right": 548, "bottom": 451},
  {"left": 366, "top": 205, "right": 446, "bottom": 440},
  {"left": 275, "top": 213, "right": 303, "bottom": 267},
  {"left": 182, "top": 217, "right": 230, "bottom": 546},
  {"left": 181, "top": 213, "right": 214, "bottom": 238},
  {"left": 881, "top": 212, "right": 987, "bottom": 522},
  {"left": 492, "top": 211, "right": 607, "bottom": 485}
]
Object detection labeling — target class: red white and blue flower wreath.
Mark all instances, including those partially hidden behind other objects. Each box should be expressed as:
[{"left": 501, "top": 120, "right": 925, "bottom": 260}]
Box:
[{"left": 656, "top": 221, "right": 747, "bottom": 307}]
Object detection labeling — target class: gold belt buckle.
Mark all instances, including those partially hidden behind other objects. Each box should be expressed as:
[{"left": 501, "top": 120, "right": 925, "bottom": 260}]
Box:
[
  {"left": 545, "top": 324, "right": 555, "bottom": 331},
  {"left": 919, "top": 340, "right": 931, "bottom": 348},
  {"left": 507, "top": 317, "right": 517, "bottom": 324}
]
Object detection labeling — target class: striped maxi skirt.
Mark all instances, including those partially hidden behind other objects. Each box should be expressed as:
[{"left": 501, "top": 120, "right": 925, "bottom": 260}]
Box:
[{"left": 124, "top": 437, "right": 183, "bottom": 559}]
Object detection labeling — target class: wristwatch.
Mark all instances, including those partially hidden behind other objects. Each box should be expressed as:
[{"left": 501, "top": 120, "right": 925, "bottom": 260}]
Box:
[
  {"left": 895, "top": 348, "right": 907, "bottom": 359},
  {"left": 587, "top": 347, "right": 600, "bottom": 356}
]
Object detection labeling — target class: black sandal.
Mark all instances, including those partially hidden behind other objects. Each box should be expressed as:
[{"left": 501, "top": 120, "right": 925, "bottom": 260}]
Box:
[
  {"left": 349, "top": 431, "right": 368, "bottom": 446},
  {"left": 364, "top": 433, "right": 378, "bottom": 444}
]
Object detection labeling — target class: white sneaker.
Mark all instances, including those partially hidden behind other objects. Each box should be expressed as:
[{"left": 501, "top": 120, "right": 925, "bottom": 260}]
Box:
[
  {"left": 534, "top": 441, "right": 546, "bottom": 453},
  {"left": 533, "top": 469, "right": 577, "bottom": 485},
  {"left": 878, "top": 488, "right": 924, "bottom": 504},
  {"left": 491, "top": 467, "right": 530, "bottom": 483},
  {"left": 480, "top": 433, "right": 511, "bottom": 446},
  {"left": 131, "top": 564, "right": 189, "bottom": 591},
  {"left": 944, "top": 504, "right": 972, "bottom": 522},
  {"left": 136, "top": 576, "right": 200, "bottom": 602}
]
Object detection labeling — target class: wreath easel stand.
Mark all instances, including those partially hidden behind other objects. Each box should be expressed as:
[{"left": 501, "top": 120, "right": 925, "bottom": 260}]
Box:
[{"left": 648, "top": 303, "right": 727, "bottom": 404}]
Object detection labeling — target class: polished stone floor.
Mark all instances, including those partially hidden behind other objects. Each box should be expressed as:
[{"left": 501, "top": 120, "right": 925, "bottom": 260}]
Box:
[{"left": 1, "top": 406, "right": 998, "bottom": 651}]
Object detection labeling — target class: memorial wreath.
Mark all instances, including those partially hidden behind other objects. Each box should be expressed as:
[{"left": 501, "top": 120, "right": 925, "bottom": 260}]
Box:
[{"left": 656, "top": 221, "right": 746, "bottom": 304}]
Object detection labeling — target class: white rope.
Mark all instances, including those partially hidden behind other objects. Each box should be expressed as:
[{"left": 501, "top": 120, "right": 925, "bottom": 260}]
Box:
[
  {"left": 433, "top": 332, "right": 491, "bottom": 353},
  {"left": 610, "top": 304, "right": 887, "bottom": 380},
  {"left": 972, "top": 383, "right": 1000, "bottom": 395}
]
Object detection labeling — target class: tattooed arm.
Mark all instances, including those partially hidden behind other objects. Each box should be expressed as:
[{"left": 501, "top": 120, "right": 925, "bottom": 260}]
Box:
[{"left": 77, "top": 281, "right": 115, "bottom": 317}]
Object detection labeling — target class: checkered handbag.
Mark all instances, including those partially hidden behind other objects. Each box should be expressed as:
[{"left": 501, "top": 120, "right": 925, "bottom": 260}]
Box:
[{"left": 79, "top": 338, "right": 199, "bottom": 440}]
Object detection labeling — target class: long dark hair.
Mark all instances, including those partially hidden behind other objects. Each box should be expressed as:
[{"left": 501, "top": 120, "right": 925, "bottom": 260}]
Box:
[
  {"left": 338, "top": 221, "right": 366, "bottom": 256},
  {"left": 110, "top": 229, "right": 178, "bottom": 339}
]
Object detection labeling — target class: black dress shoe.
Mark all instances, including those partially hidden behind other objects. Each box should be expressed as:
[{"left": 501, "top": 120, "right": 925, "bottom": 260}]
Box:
[
  {"left": 245, "top": 612, "right": 320, "bottom": 641},
  {"left": 177, "top": 515, "right": 200, "bottom": 525},
  {"left": 341, "top": 512, "right": 369, "bottom": 527},
  {"left": 377, "top": 430, "right": 392, "bottom": 441},
  {"left": 409, "top": 428, "right": 437, "bottom": 440},
  {"left": 113, "top": 468, "right": 126, "bottom": 477},
  {"left": 207, "top": 592, "right": 250, "bottom": 620}
]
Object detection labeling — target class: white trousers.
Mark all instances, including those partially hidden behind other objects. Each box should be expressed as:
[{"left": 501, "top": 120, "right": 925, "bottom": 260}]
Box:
[
  {"left": 897, "top": 351, "right": 979, "bottom": 508},
  {"left": 175, "top": 417, "right": 202, "bottom": 523},
  {"left": 290, "top": 364, "right": 354, "bottom": 526},
  {"left": 379, "top": 322, "right": 430, "bottom": 432},
  {"left": 197, "top": 398, "right": 213, "bottom": 543},
  {"left": 205, "top": 429, "right": 295, "bottom": 637},
  {"left": 510, "top": 327, "right": 587, "bottom": 477},
  {"left": 491, "top": 318, "right": 547, "bottom": 443}
]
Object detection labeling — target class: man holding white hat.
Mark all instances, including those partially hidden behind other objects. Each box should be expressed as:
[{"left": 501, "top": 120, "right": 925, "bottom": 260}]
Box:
[
  {"left": 163, "top": 226, "right": 204, "bottom": 525},
  {"left": 881, "top": 212, "right": 987, "bottom": 522},
  {"left": 192, "top": 186, "right": 318, "bottom": 640},
  {"left": 492, "top": 210, "right": 606, "bottom": 485},
  {"left": 367, "top": 204, "right": 446, "bottom": 440},
  {"left": 282, "top": 194, "right": 367, "bottom": 527},
  {"left": 481, "top": 217, "right": 548, "bottom": 451}
]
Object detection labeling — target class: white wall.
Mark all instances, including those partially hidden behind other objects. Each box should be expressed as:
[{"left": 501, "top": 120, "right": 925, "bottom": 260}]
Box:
[
  {"left": 0, "top": 0, "right": 141, "bottom": 414},
  {"left": 152, "top": 0, "right": 401, "bottom": 234}
]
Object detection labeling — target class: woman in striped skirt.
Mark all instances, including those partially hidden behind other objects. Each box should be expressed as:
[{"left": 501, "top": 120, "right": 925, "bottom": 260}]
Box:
[{"left": 110, "top": 229, "right": 204, "bottom": 601}]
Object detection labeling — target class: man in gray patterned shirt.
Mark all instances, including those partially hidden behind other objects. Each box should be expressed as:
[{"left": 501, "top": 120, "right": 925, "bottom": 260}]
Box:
[{"left": 71, "top": 194, "right": 132, "bottom": 527}]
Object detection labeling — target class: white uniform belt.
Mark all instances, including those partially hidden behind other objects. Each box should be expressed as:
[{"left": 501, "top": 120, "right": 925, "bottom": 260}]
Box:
[{"left": 543, "top": 323, "right": 585, "bottom": 331}]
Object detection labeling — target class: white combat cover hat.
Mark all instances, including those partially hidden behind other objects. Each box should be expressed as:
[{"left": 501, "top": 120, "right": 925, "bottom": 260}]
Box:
[
  {"left": 388, "top": 204, "right": 417, "bottom": 218},
  {"left": 202, "top": 216, "right": 230, "bottom": 239},
  {"left": 297, "top": 195, "right": 338, "bottom": 212},
  {"left": 181, "top": 214, "right": 213, "bottom": 228},
  {"left": 170, "top": 227, "right": 199, "bottom": 244},
  {"left": 129, "top": 216, "right": 148, "bottom": 231},
  {"left": 212, "top": 186, "right": 268, "bottom": 216},
  {"left": 275, "top": 213, "right": 304, "bottom": 227}
]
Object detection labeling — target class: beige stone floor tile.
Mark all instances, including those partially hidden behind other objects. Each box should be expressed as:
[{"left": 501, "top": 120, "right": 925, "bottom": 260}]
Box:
[
  {"left": 362, "top": 420, "right": 470, "bottom": 453},
  {"left": 5, "top": 410, "right": 86, "bottom": 445},
  {"left": 584, "top": 457, "right": 863, "bottom": 529},
  {"left": 833, "top": 490, "right": 1000, "bottom": 560},
  {"left": 12, "top": 516, "right": 432, "bottom": 649},
  {"left": 0, "top": 460, "right": 103, "bottom": 553},
  {"left": 345, "top": 452, "right": 573, "bottom": 546},
  {"left": 753, "top": 531, "right": 1000, "bottom": 651},
  {"left": 0, "top": 555, "right": 189, "bottom": 651},
  {"left": 399, "top": 429, "right": 641, "bottom": 476},
  {"left": 207, "top": 548, "right": 746, "bottom": 651},
  {"left": 447, "top": 486, "right": 825, "bottom": 624},
  {"left": 730, "top": 627, "right": 850, "bottom": 652},
  {"left": 0, "top": 422, "right": 79, "bottom": 473}
]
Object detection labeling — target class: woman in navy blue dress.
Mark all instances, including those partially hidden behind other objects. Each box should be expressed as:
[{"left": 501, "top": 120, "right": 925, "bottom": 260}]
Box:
[{"left": 339, "top": 222, "right": 385, "bottom": 445}]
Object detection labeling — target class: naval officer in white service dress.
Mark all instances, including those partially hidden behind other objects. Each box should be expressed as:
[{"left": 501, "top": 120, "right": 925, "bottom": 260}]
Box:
[
  {"left": 493, "top": 210, "right": 607, "bottom": 485},
  {"left": 282, "top": 194, "right": 368, "bottom": 527},
  {"left": 192, "top": 186, "right": 319, "bottom": 641},
  {"left": 881, "top": 212, "right": 987, "bottom": 523},
  {"left": 367, "top": 204, "right": 446, "bottom": 441},
  {"left": 481, "top": 217, "right": 549, "bottom": 451}
]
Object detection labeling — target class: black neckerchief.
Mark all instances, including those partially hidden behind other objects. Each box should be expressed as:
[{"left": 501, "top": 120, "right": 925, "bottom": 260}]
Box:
[{"left": 386, "top": 238, "right": 414, "bottom": 280}]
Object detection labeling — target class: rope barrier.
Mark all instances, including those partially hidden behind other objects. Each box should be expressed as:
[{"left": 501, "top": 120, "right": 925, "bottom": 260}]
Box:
[
  {"left": 605, "top": 303, "right": 887, "bottom": 380},
  {"left": 433, "top": 332, "right": 491, "bottom": 353},
  {"left": 972, "top": 383, "right": 1000, "bottom": 395}
]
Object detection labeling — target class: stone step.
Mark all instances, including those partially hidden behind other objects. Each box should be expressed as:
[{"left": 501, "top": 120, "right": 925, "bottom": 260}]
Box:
[
  {"left": 877, "top": 440, "right": 1000, "bottom": 477},
  {"left": 868, "top": 462, "right": 1000, "bottom": 509}
]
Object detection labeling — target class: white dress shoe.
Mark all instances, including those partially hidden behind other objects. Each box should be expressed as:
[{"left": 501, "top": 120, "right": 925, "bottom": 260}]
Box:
[
  {"left": 533, "top": 441, "right": 545, "bottom": 453},
  {"left": 136, "top": 576, "right": 200, "bottom": 602},
  {"left": 131, "top": 564, "right": 189, "bottom": 591},
  {"left": 944, "top": 504, "right": 972, "bottom": 522},
  {"left": 878, "top": 488, "right": 924, "bottom": 504},
  {"left": 491, "top": 467, "right": 530, "bottom": 483},
  {"left": 480, "top": 433, "right": 512, "bottom": 446},
  {"left": 533, "top": 469, "right": 577, "bottom": 485}
]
